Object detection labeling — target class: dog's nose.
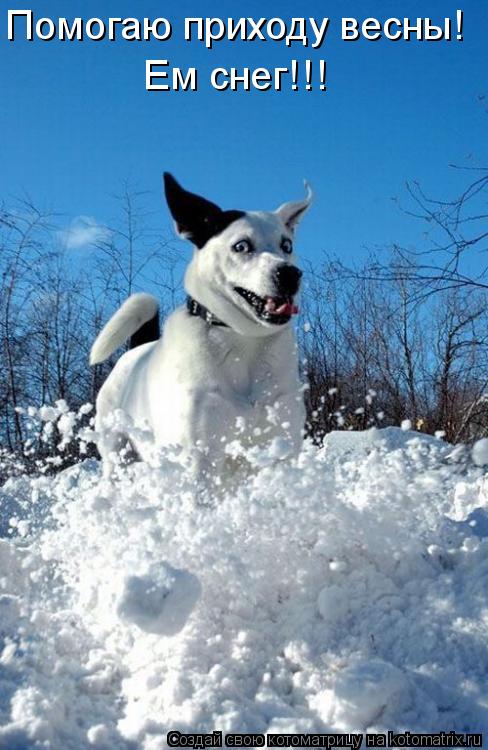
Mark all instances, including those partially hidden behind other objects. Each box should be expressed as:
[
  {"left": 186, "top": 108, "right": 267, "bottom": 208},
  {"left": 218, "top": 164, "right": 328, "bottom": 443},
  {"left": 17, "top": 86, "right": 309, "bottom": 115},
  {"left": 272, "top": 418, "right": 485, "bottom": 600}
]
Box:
[{"left": 275, "top": 264, "right": 302, "bottom": 296}]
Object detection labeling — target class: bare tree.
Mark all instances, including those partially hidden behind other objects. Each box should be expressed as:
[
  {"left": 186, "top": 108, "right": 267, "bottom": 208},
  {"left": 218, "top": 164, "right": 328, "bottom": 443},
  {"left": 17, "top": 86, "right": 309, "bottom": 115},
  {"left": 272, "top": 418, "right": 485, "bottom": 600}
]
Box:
[
  {"left": 355, "top": 165, "right": 488, "bottom": 300},
  {"left": 301, "top": 250, "right": 488, "bottom": 443},
  {"left": 0, "top": 201, "right": 54, "bottom": 450},
  {"left": 0, "top": 188, "right": 181, "bottom": 471}
]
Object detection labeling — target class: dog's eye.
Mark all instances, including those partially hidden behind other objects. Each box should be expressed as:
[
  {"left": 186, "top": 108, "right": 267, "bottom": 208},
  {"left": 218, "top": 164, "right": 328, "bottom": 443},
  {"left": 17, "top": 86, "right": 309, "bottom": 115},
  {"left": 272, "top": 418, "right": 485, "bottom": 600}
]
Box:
[
  {"left": 232, "top": 239, "right": 253, "bottom": 254},
  {"left": 281, "top": 237, "right": 293, "bottom": 254}
]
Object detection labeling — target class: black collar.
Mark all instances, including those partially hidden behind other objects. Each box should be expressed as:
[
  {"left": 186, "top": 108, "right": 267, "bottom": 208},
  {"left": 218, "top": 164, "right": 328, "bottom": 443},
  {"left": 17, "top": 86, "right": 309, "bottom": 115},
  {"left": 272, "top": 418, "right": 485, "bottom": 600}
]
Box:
[{"left": 186, "top": 296, "right": 228, "bottom": 327}]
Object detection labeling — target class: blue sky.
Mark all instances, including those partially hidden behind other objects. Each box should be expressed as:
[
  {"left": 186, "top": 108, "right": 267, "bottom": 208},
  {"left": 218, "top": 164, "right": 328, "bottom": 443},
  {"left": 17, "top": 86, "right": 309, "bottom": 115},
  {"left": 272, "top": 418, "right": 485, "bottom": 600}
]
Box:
[{"left": 1, "top": 0, "right": 486, "bottom": 268}]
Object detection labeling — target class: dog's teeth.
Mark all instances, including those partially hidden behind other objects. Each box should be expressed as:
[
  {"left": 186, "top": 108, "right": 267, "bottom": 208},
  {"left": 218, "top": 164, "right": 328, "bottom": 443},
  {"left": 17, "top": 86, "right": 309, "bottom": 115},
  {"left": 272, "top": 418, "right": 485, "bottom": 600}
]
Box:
[{"left": 237, "top": 286, "right": 282, "bottom": 318}]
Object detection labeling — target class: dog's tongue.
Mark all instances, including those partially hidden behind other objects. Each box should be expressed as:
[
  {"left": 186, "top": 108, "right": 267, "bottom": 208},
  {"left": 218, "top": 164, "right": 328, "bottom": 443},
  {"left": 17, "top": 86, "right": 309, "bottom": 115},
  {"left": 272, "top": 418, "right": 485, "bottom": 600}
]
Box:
[{"left": 265, "top": 297, "right": 299, "bottom": 316}]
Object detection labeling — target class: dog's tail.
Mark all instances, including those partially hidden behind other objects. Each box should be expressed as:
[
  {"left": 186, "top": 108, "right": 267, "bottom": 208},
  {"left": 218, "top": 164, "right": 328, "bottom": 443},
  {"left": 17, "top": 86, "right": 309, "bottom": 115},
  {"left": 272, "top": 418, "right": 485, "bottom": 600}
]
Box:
[{"left": 90, "top": 293, "right": 160, "bottom": 365}]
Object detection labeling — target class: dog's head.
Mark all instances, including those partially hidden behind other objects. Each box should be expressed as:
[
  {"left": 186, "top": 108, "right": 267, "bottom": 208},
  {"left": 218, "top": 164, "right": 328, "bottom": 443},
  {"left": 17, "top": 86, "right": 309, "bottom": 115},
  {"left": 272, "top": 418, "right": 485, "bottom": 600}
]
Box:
[{"left": 164, "top": 173, "right": 312, "bottom": 337}]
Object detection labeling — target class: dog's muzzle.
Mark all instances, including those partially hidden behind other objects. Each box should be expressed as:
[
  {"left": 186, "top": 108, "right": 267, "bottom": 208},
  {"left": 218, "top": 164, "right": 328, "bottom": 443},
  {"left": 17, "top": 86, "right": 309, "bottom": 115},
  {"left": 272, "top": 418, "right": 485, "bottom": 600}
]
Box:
[{"left": 235, "top": 264, "right": 302, "bottom": 326}]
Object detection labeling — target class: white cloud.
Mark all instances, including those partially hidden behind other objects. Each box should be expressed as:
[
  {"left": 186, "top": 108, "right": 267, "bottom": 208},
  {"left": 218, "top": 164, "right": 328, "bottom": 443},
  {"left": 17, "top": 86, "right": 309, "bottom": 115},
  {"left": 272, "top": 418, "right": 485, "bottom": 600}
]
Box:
[{"left": 60, "top": 216, "right": 111, "bottom": 250}]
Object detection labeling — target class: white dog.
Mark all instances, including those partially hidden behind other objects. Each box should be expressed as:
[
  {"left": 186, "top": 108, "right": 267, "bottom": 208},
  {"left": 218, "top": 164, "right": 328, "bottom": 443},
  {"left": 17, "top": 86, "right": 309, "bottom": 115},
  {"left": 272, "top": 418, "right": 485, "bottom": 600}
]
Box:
[{"left": 90, "top": 174, "right": 311, "bottom": 479}]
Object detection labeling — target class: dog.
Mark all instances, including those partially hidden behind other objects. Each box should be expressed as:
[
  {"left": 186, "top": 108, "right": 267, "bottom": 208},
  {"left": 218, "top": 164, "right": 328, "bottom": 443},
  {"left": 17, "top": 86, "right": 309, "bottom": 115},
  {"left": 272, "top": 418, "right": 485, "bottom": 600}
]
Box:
[{"left": 90, "top": 173, "right": 311, "bottom": 480}]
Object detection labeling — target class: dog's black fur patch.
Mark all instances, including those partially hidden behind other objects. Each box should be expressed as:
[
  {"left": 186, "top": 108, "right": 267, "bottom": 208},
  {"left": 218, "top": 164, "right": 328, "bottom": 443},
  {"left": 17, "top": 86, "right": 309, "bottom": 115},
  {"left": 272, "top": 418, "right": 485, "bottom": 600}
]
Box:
[
  {"left": 164, "top": 172, "right": 244, "bottom": 249},
  {"left": 130, "top": 312, "right": 160, "bottom": 350}
]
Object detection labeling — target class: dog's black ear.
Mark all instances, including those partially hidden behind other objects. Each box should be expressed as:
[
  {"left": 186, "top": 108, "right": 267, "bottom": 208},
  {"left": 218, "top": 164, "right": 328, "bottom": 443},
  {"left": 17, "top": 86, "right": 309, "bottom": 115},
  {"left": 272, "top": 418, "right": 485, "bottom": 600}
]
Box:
[{"left": 163, "top": 173, "right": 224, "bottom": 248}]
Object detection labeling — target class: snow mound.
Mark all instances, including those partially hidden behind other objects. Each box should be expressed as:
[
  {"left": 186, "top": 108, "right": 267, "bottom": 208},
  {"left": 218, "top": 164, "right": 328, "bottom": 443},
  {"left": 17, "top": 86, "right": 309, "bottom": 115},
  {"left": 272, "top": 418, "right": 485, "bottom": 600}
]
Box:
[{"left": 0, "top": 427, "right": 487, "bottom": 749}]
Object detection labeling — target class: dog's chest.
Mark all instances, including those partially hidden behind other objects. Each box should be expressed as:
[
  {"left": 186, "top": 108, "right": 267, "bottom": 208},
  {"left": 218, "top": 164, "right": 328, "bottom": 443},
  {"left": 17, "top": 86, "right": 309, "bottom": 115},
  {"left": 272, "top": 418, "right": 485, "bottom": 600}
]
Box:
[
  {"left": 224, "top": 353, "right": 272, "bottom": 405},
  {"left": 210, "top": 333, "right": 288, "bottom": 406}
]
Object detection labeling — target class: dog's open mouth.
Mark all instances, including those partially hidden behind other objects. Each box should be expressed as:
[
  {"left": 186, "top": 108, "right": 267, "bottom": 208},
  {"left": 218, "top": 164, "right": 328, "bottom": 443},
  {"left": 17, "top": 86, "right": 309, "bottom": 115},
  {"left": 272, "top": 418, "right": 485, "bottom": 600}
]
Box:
[{"left": 235, "top": 287, "right": 298, "bottom": 325}]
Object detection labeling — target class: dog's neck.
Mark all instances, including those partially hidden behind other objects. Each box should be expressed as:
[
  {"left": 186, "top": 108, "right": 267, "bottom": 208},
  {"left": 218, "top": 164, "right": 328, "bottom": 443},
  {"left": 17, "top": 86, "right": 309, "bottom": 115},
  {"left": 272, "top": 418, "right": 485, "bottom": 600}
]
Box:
[{"left": 186, "top": 296, "right": 228, "bottom": 327}]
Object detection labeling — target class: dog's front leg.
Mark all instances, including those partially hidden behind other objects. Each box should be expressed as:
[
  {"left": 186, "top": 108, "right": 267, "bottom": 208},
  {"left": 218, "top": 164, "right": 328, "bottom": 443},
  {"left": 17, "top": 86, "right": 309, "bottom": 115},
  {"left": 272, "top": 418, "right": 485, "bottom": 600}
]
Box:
[
  {"left": 181, "top": 388, "right": 245, "bottom": 500},
  {"left": 183, "top": 450, "right": 223, "bottom": 504}
]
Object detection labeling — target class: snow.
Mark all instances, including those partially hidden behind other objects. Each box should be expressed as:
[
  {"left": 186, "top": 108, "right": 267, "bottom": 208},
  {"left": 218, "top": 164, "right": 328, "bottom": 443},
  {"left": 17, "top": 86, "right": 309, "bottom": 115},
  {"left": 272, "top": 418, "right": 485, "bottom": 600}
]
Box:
[
  {"left": 472, "top": 438, "right": 488, "bottom": 467},
  {"left": 0, "top": 423, "right": 487, "bottom": 749},
  {"left": 116, "top": 563, "right": 201, "bottom": 636}
]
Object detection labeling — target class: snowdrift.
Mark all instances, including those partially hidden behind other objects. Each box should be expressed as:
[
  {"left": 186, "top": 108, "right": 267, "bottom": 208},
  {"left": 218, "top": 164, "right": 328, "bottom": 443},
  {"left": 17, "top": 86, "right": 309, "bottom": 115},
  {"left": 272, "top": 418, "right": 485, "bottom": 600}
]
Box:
[{"left": 0, "top": 427, "right": 487, "bottom": 749}]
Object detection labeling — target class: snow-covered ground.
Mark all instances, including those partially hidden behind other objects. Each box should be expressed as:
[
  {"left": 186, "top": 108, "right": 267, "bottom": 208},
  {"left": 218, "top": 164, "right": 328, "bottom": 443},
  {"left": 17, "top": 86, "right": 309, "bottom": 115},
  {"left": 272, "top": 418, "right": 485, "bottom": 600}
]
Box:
[{"left": 0, "top": 426, "right": 487, "bottom": 749}]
